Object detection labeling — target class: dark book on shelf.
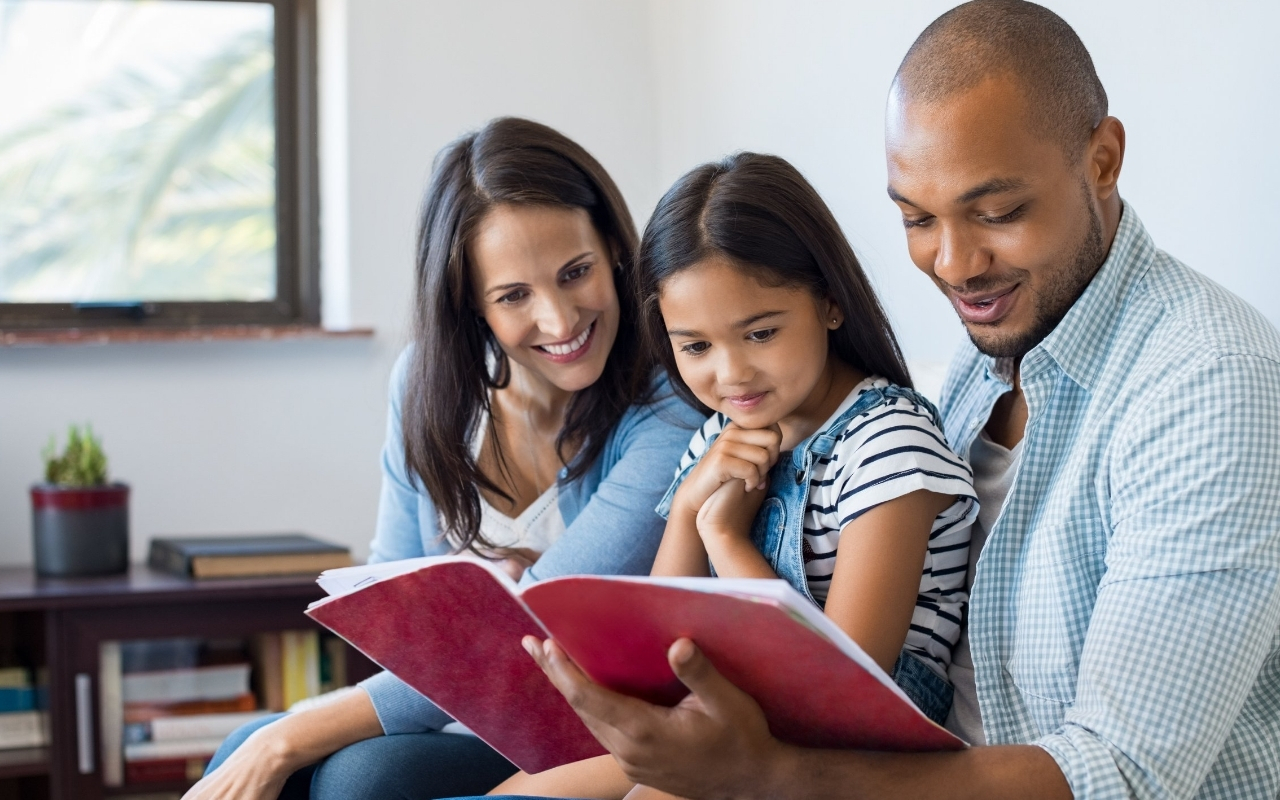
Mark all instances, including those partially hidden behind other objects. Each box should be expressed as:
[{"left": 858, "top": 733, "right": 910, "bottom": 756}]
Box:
[{"left": 148, "top": 534, "right": 353, "bottom": 579}]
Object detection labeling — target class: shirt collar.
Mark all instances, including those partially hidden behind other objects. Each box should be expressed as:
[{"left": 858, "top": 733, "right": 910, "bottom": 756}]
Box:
[{"left": 1035, "top": 202, "right": 1155, "bottom": 391}]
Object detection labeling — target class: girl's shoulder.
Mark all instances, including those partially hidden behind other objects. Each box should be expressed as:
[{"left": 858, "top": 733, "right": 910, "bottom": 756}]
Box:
[{"left": 827, "top": 377, "right": 962, "bottom": 463}]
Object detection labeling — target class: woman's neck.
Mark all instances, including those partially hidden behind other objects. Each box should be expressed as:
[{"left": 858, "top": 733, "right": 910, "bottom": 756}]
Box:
[
  {"left": 498, "top": 363, "right": 573, "bottom": 434},
  {"left": 777, "top": 358, "right": 865, "bottom": 450}
]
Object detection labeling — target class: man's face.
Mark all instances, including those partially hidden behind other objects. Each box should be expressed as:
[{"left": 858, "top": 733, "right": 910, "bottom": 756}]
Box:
[{"left": 885, "top": 75, "right": 1106, "bottom": 360}]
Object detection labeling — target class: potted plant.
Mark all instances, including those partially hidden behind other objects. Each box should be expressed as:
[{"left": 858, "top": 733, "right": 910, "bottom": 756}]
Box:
[{"left": 30, "top": 425, "right": 129, "bottom": 577}]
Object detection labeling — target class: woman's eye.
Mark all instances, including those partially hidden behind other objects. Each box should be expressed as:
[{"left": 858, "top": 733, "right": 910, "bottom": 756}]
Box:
[
  {"left": 496, "top": 289, "right": 527, "bottom": 305},
  {"left": 982, "top": 205, "right": 1026, "bottom": 224},
  {"left": 679, "top": 341, "right": 710, "bottom": 356},
  {"left": 561, "top": 264, "right": 591, "bottom": 283},
  {"left": 746, "top": 328, "right": 777, "bottom": 343}
]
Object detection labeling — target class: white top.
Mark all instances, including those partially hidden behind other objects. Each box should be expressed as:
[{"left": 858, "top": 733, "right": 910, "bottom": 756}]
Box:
[
  {"left": 461, "top": 412, "right": 567, "bottom": 558},
  {"left": 944, "top": 428, "right": 1023, "bottom": 745},
  {"left": 679, "top": 377, "right": 978, "bottom": 678},
  {"left": 476, "top": 483, "right": 565, "bottom": 555}
]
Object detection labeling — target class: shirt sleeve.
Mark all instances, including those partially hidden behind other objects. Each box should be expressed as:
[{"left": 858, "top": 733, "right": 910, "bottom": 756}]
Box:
[
  {"left": 1034, "top": 354, "right": 1280, "bottom": 800},
  {"left": 831, "top": 398, "right": 976, "bottom": 527},
  {"left": 367, "top": 347, "right": 449, "bottom": 565},
  {"left": 359, "top": 347, "right": 454, "bottom": 735},
  {"left": 520, "top": 385, "right": 705, "bottom": 583}
]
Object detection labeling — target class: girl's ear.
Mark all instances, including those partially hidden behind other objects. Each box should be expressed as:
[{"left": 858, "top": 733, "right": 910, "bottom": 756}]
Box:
[{"left": 823, "top": 297, "right": 845, "bottom": 330}]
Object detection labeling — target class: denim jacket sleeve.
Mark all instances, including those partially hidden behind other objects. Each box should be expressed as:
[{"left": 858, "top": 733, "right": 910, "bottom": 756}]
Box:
[
  {"left": 359, "top": 348, "right": 456, "bottom": 734},
  {"left": 360, "top": 358, "right": 700, "bottom": 735},
  {"left": 520, "top": 379, "right": 703, "bottom": 584}
]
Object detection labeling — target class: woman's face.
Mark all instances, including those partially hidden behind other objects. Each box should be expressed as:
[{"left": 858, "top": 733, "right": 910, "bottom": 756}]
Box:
[{"left": 468, "top": 204, "right": 620, "bottom": 396}]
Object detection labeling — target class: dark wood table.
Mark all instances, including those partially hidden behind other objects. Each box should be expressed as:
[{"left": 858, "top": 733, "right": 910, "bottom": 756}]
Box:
[{"left": 0, "top": 565, "right": 376, "bottom": 800}]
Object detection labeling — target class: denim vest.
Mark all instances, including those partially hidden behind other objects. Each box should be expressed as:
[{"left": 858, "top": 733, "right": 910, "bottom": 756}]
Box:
[{"left": 657, "top": 383, "right": 955, "bottom": 724}]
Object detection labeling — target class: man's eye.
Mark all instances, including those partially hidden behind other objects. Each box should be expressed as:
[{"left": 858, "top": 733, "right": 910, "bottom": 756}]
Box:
[
  {"left": 902, "top": 216, "right": 932, "bottom": 230},
  {"left": 983, "top": 205, "right": 1026, "bottom": 224},
  {"left": 679, "top": 341, "right": 710, "bottom": 356},
  {"left": 747, "top": 328, "right": 777, "bottom": 343}
]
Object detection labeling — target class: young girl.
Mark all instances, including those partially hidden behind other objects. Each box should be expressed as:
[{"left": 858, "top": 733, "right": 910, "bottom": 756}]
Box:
[{"left": 491, "top": 152, "right": 977, "bottom": 800}]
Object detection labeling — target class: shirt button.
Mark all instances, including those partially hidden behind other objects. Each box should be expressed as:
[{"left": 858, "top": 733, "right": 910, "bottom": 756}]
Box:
[{"left": 795, "top": 470, "right": 804, "bottom": 485}]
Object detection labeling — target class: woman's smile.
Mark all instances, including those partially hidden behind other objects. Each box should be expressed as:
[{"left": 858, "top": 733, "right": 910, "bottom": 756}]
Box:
[{"left": 534, "top": 320, "right": 596, "bottom": 363}]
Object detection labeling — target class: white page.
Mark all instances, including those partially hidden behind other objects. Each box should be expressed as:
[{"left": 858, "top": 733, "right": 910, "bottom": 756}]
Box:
[
  {"left": 315, "top": 554, "right": 515, "bottom": 599},
  {"left": 317, "top": 565, "right": 914, "bottom": 709}
]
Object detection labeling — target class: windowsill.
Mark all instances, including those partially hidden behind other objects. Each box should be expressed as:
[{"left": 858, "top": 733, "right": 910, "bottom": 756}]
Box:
[{"left": 0, "top": 324, "right": 375, "bottom": 347}]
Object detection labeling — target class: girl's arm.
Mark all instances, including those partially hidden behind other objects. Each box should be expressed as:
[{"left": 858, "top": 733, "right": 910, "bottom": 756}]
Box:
[
  {"left": 824, "top": 489, "right": 954, "bottom": 673},
  {"left": 656, "top": 423, "right": 781, "bottom": 578},
  {"left": 651, "top": 506, "right": 711, "bottom": 577}
]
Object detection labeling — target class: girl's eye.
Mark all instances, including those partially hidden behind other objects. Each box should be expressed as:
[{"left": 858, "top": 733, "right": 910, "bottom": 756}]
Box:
[
  {"left": 561, "top": 263, "right": 591, "bottom": 283},
  {"left": 746, "top": 328, "right": 777, "bottom": 343},
  {"left": 679, "top": 341, "right": 710, "bottom": 356},
  {"left": 982, "top": 205, "right": 1026, "bottom": 224}
]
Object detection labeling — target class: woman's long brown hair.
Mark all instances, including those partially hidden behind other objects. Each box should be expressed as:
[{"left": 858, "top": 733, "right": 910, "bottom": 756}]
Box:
[{"left": 405, "top": 117, "right": 654, "bottom": 554}]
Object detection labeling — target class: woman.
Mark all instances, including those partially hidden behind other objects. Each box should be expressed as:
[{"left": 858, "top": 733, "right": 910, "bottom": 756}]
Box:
[{"left": 186, "top": 117, "right": 701, "bottom": 800}]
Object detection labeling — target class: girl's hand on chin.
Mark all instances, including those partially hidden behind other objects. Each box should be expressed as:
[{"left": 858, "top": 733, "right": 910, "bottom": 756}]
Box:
[
  {"left": 695, "top": 477, "right": 768, "bottom": 540},
  {"left": 673, "top": 423, "right": 782, "bottom": 519}
]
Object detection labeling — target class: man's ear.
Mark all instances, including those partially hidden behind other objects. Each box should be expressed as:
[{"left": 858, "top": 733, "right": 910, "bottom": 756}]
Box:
[{"left": 1088, "top": 116, "right": 1125, "bottom": 201}]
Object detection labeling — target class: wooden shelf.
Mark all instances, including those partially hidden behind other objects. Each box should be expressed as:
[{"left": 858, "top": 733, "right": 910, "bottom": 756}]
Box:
[
  {"left": 0, "top": 747, "right": 49, "bottom": 780},
  {"left": 0, "top": 325, "right": 373, "bottom": 347}
]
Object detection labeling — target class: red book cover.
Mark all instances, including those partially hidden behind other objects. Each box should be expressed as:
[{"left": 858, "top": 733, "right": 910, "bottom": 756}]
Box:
[{"left": 306, "top": 558, "right": 964, "bottom": 774}]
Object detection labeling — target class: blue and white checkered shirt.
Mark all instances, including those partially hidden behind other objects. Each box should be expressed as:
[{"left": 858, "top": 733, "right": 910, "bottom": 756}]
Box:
[{"left": 940, "top": 205, "right": 1280, "bottom": 799}]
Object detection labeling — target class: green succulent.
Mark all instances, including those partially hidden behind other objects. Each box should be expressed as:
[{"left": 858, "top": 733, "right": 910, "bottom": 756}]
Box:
[{"left": 42, "top": 425, "right": 109, "bottom": 487}]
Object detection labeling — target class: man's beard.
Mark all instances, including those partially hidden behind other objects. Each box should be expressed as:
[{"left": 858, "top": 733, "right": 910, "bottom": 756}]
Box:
[{"left": 966, "top": 195, "right": 1106, "bottom": 360}]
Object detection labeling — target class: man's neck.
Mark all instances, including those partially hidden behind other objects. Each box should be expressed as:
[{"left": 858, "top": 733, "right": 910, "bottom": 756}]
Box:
[{"left": 985, "top": 365, "right": 1027, "bottom": 450}]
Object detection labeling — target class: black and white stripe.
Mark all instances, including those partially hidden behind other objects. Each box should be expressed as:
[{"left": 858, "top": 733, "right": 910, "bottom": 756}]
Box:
[{"left": 679, "top": 377, "right": 977, "bottom": 678}]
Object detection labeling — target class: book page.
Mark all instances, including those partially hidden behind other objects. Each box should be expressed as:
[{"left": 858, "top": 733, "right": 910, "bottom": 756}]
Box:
[{"left": 314, "top": 555, "right": 516, "bottom": 600}]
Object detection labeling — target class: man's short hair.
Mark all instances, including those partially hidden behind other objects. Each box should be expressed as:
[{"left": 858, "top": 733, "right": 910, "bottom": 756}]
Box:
[{"left": 894, "top": 0, "right": 1108, "bottom": 158}]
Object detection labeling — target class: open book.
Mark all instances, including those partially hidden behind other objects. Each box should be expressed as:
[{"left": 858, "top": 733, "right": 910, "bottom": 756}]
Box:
[{"left": 306, "top": 557, "right": 964, "bottom": 774}]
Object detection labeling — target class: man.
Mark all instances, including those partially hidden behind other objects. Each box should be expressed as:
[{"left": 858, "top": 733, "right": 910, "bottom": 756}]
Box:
[{"left": 519, "top": 2, "right": 1280, "bottom": 798}]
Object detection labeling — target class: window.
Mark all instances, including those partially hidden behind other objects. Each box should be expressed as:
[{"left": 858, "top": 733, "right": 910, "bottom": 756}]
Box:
[{"left": 0, "top": 0, "right": 318, "bottom": 331}]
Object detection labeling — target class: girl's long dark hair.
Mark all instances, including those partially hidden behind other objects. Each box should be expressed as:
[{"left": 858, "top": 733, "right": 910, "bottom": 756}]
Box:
[
  {"left": 405, "top": 117, "right": 654, "bottom": 554},
  {"left": 637, "top": 152, "right": 911, "bottom": 412}
]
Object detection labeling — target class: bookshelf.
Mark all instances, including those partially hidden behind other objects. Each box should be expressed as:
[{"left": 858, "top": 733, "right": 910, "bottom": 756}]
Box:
[{"left": 0, "top": 565, "right": 377, "bottom": 800}]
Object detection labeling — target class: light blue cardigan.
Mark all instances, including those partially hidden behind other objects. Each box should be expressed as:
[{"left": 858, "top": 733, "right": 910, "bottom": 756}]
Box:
[{"left": 359, "top": 348, "right": 702, "bottom": 734}]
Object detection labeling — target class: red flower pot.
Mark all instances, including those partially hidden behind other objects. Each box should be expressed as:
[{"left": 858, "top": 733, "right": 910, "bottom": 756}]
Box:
[{"left": 30, "top": 483, "right": 130, "bottom": 577}]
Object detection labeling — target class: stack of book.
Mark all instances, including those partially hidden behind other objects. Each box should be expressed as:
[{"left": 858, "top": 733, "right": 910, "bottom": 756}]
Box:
[
  {"left": 0, "top": 667, "right": 47, "bottom": 752},
  {"left": 148, "top": 534, "right": 352, "bottom": 579},
  {"left": 99, "top": 632, "right": 345, "bottom": 787}
]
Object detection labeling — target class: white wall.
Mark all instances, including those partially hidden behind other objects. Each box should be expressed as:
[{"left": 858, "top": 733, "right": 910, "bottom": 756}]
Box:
[
  {"left": 3, "top": 1, "right": 1276, "bottom": 567},
  {"left": 0, "top": 0, "right": 658, "bottom": 566},
  {"left": 650, "top": 0, "right": 1280, "bottom": 397}
]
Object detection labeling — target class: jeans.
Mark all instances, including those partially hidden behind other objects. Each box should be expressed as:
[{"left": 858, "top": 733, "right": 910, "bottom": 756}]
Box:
[{"left": 205, "top": 713, "right": 518, "bottom": 799}]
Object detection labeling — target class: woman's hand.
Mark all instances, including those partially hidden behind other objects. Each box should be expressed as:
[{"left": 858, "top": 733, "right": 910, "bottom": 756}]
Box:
[
  {"left": 181, "top": 726, "right": 293, "bottom": 800},
  {"left": 673, "top": 423, "right": 782, "bottom": 520},
  {"left": 181, "top": 687, "right": 384, "bottom": 800}
]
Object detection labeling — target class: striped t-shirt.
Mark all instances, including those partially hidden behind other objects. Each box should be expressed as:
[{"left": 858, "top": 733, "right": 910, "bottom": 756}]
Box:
[{"left": 678, "top": 377, "right": 978, "bottom": 677}]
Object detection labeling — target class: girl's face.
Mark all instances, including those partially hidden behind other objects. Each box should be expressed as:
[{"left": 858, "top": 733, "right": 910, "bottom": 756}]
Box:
[
  {"left": 469, "top": 204, "right": 620, "bottom": 397},
  {"left": 660, "top": 256, "right": 844, "bottom": 430}
]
